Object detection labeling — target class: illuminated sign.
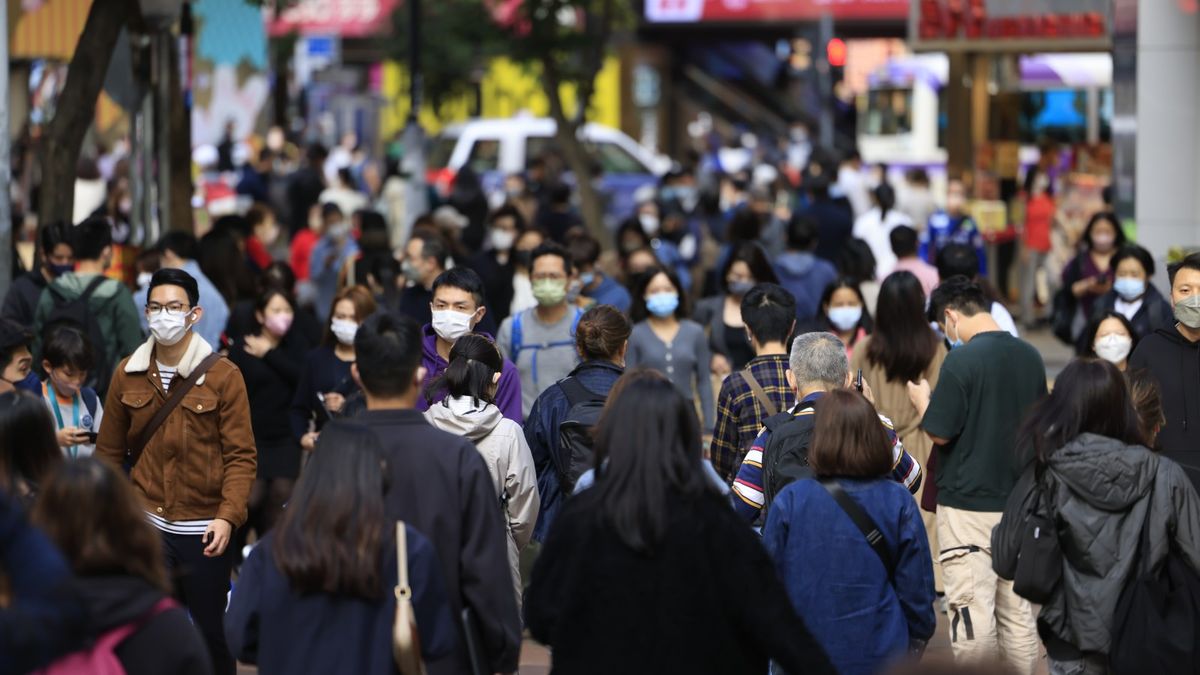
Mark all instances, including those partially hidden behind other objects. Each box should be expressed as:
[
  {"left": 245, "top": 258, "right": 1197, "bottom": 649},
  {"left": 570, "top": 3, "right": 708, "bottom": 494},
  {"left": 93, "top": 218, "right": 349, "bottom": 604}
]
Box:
[{"left": 644, "top": 0, "right": 907, "bottom": 23}]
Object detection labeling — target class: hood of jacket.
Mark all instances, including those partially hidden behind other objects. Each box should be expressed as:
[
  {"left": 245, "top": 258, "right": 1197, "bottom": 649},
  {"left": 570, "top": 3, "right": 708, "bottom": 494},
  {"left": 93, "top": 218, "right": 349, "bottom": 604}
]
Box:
[
  {"left": 50, "top": 272, "right": 122, "bottom": 301},
  {"left": 1046, "top": 433, "right": 1157, "bottom": 511},
  {"left": 77, "top": 575, "right": 167, "bottom": 635},
  {"left": 424, "top": 395, "right": 503, "bottom": 442},
  {"left": 775, "top": 251, "right": 817, "bottom": 277}
]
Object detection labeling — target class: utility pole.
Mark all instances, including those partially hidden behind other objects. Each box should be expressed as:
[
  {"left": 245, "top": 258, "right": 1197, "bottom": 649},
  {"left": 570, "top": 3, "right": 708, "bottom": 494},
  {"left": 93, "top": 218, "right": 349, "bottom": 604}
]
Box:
[
  {"left": 0, "top": 4, "right": 12, "bottom": 299},
  {"left": 401, "top": 0, "right": 427, "bottom": 229}
]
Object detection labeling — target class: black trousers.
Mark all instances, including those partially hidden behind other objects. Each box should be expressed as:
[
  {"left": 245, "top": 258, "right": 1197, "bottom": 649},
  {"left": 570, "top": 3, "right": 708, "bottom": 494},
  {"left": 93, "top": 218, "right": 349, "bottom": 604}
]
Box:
[{"left": 162, "top": 530, "right": 235, "bottom": 675}]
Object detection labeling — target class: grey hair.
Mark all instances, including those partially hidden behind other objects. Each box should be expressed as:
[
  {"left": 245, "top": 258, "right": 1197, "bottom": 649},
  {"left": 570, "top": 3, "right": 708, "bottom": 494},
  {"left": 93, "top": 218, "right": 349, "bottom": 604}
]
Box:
[{"left": 789, "top": 332, "right": 848, "bottom": 391}]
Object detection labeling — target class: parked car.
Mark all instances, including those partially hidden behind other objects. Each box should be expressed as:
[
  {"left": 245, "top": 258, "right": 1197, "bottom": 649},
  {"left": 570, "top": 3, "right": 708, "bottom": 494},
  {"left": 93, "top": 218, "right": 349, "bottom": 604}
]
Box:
[{"left": 427, "top": 117, "right": 669, "bottom": 224}]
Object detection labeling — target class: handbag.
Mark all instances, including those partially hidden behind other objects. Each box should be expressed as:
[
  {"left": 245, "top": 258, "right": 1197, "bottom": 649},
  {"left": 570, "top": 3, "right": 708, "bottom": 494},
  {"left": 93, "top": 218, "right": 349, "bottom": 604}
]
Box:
[
  {"left": 1011, "top": 478, "right": 1062, "bottom": 604},
  {"left": 393, "top": 522, "right": 426, "bottom": 675}
]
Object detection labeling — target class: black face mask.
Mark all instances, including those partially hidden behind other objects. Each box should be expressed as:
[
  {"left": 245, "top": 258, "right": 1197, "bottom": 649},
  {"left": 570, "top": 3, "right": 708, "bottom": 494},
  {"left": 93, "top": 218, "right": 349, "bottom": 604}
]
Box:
[{"left": 513, "top": 250, "right": 533, "bottom": 268}]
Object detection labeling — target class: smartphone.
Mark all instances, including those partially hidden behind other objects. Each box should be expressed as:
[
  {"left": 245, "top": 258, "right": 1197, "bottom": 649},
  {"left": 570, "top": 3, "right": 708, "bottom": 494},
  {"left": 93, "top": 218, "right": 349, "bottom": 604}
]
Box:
[
  {"left": 854, "top": 368, "right": 864, "bottom": 393},
  {"left": 83, "top": 431, "right": 98, "bottom": 443}
]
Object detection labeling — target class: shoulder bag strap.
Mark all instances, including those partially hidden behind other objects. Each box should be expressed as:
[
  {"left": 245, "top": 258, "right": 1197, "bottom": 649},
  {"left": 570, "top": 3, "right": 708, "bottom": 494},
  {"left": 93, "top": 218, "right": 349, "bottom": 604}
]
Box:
[
  {"left": 396, "top": 521, "right": 409, "bottom": 594},
  {"left": 80, "top": 274, "right": 108, "bottom": 301},
  {"left": 740, "top": 368, "right": 778, "bottom": 417},
  {"left": 126, "top": 353, "right": 223, "bottom": 469},
  {"left": 819, "top": 477, "right": 896, "bottom": 577}
]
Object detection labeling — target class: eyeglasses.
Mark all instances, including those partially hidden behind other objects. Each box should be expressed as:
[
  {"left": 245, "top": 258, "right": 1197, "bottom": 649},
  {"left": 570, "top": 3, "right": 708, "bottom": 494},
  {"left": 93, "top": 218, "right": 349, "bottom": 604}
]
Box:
[{"left": 145, "top": 303, "right": 191, "bottom": 316}]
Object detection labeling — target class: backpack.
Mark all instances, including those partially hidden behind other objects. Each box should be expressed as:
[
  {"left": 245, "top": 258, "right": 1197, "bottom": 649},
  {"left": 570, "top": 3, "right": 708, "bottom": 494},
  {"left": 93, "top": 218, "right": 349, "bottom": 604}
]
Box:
[
  {"left": 1051, "top": 257, "right": 1082, "bottom": 345},
  {"left": 44, "top": 276, "right": 111, "bottom": 393},
  {"left": 37, "top": 597, "right": 176, "bottom": 675},
  {"left": 761, "top": 399, "right": 819, "bottom": 513},
  {"left": 1109, "top": 483, "right": 1200, "bottom": 675},
  {"left": 554, "top": 375, "right": 607, "bottom": 494},
  {"left": 510, "top": 308, "right": 582, "bottom": 388}
]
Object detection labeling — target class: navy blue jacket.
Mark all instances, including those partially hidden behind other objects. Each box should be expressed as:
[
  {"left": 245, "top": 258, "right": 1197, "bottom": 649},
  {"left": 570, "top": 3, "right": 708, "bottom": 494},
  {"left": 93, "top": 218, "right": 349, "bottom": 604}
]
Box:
[
  {"left": 524, "top": 360, "right": 623, "bottom": 542},
  {"left": 225, "top": 529, "right": 456, "bottom": 675},
  {"left": 1090, "top": 283, "right": 1174, "bottom": 343},
  {"left": 583, "top": 275, "right": 631, "bottom": 313},
  {"left": 289, "top": 345, "right": 359, "bottom": 442},
  {"left": 763, "top": 477, "right": 936, "bottom": 675}
]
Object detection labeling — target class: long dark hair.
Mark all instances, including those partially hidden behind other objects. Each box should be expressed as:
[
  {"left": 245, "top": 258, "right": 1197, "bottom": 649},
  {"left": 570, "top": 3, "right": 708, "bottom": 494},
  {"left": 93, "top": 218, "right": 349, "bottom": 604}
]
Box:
[
  {"left": 425, "top": 334, "right": 503, "bottom": 407},
  {"left": 629, "top": 266, "right": 689, "bottom": 322},
  {"left": 32, "top": 458, "right": 168, "bottom": 590},
  {"left": 592, "top": 370, "right": 712, "bottom": 555},
  {"left": 720, "top": 242, "right": 778, "bottom": 294},
  {"left": 1018, "top": 358, "right": 1142, "bottom": 464},
  {"left": 819, "top": 278, "right": 875, "bottom": 334},
  {"left": 1078, "top": 310, "right": 1139, "bottom": 359},
  {"left": 0, "top": 391, "right": 62, "bottom": 496},
  {"left": 273, "top": 422, "right": 389, "bottom": 599},
  {"left": 866, "top": 271, "right": 938, "bottom": 382}
]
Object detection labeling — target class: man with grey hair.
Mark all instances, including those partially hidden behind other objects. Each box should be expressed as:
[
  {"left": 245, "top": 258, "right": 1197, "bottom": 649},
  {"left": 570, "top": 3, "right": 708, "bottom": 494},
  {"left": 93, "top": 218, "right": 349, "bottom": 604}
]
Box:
[{"left": 731, "top": 332, "right": 922, "bottom": 522}]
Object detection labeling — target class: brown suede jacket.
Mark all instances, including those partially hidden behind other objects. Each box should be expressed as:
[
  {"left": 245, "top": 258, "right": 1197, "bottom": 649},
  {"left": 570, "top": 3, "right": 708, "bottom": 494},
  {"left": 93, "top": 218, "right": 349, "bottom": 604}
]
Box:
[{"left": 96, "top": 333, "right": 256, "bottom": 527}]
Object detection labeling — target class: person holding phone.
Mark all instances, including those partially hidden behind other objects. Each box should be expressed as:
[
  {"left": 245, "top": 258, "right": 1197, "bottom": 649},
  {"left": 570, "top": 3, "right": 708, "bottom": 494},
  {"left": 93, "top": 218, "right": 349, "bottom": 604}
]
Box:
[
  {"left": 96, "top": 268, "right": 257, "bottom": 675},
  {"left": 40, "top": 325, "right": 104, "bottom": 458}
]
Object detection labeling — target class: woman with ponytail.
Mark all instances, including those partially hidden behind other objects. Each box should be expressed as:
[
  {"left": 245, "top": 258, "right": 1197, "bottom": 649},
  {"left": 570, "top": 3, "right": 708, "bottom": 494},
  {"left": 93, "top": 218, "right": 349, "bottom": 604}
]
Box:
[{"left": 423, "top": 334, "right": 538, "bottom": 606}]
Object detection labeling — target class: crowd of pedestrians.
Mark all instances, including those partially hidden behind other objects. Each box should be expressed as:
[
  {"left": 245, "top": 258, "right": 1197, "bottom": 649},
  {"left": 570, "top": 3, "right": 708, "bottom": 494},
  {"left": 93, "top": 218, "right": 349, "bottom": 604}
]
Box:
[{"left": 3, "top": 137, "right": 1200, "bottom": 675}]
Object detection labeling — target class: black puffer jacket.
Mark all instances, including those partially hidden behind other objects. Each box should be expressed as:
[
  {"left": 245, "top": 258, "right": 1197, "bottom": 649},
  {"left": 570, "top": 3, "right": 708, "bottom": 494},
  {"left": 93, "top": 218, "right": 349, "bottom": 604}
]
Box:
[{"left": 994, "top": 434, "right": 1200, "bottom": 657}]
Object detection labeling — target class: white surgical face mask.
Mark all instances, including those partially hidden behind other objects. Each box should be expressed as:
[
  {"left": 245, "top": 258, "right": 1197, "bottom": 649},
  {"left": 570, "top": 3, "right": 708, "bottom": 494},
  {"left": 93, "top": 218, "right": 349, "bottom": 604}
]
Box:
[
  {"left": 149, "top": 310, "right": 192, "bottom": 346},
  {"left": 136, "top": 272, "right": 153, "bottom": 289},
  {"left": 431, "top": 309, "right": 475, "bottom": 342},
  {"left": 331, "top": 318, "right": 358, "bottom": 346},
  {"left": 490, "top": 229, "right": 516, "bottom": 252},
  {"left": 1094, "top": 333, "right": 1133, "bottom": 365},
  {"left": 639, "top": 214, "right": 660, "bottom": 235}
]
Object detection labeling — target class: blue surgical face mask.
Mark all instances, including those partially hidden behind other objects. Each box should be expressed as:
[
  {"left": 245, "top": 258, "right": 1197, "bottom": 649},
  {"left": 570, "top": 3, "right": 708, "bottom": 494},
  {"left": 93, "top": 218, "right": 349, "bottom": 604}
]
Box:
[
  {"left": 1113, "top": 277, "right": 1146, "bottom": 301},
  {"left": 580, "top": 271, "right": 596, "bottom": 287},
  {"left": 945, "top": 313, "right": 964, "bottom": 349},
  {"left": 646, "top": 292, "right": 680, "bottom": 318},
  {"left": 827, "top": 305, "right": 863, "bottom": 332},
  {"left": 12, "top": 370, "right": 40, "bottom": 394}
]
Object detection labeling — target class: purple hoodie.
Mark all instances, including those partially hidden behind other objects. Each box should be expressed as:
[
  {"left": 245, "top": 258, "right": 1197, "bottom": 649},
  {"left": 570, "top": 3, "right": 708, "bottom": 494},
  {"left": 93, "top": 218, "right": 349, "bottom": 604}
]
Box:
[{"left": 416, "top": 324, "right": 524, "bottom": 423}]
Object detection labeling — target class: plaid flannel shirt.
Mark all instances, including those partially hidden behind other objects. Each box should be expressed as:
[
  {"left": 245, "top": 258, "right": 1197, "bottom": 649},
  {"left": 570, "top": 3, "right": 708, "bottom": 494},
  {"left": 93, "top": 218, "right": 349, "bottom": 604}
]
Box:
[{"left": 710, "top": 354, "right": 794, "bottom": 484}]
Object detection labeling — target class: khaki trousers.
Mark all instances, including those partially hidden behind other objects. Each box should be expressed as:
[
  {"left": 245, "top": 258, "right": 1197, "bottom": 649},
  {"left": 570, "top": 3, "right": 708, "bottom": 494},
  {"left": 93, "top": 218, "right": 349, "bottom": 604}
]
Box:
[{"left": 938, "top": 506, "right": 1041, "bottom": 675}]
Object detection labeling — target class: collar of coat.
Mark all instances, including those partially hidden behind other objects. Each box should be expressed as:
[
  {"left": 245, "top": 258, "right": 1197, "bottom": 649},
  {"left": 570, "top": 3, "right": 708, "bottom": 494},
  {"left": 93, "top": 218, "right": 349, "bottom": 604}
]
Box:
[{"left": 124, "top": 333, "right": 215, "bottom": 386}]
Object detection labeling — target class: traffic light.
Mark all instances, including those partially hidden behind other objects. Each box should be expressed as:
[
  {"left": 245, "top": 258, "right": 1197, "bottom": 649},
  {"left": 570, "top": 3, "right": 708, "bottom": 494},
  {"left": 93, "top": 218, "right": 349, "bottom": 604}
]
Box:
[{"left": 825, "top": 37, "right": 846, "bottom": 68}]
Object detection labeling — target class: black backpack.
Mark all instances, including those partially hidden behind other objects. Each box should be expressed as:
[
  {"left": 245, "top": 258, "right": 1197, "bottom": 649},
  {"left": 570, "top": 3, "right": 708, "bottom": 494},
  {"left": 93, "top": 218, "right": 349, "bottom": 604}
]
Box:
[
  {"left": 1110, "top": 483, "right": 1200, "bottom": 675},
  {"left": 761, "top": 399, "right": 819, "bottom": 513},
  {"left": 44, "top": 276, "right": 111, "bottom": 394},
  {"left": 554, "top": 376, "right": 607, "bottom": 494}
]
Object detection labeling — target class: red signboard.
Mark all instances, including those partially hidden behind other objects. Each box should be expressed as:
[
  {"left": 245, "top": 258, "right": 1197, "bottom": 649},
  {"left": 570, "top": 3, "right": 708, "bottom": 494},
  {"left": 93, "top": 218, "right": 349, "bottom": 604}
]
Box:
[
  {"left": 267, "top": 0, "right": 401, "bottom": 37},
  {"left": 644, "top": 0, "right": 908, "bottom": 23}
]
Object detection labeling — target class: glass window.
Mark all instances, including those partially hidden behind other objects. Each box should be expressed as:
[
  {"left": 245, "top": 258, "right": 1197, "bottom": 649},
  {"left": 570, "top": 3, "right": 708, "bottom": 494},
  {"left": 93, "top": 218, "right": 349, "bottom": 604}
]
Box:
[
  {"left": 428, "top": 136, "right": 458, "bottom": 170},
  {"left": 466, "top": 139, "right": 501, "bottom": 173},
  {"left": 861, "top": 87, "right": 913, "bottom": 136},
  {"left": 588, "top": 142, "right": 649, "bottom": 174}
]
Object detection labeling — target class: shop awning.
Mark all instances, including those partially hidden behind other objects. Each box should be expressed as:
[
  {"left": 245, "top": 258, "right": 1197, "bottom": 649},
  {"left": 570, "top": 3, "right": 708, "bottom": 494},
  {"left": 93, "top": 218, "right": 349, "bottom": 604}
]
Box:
[{"left": 11, "top": 0, "right": 93, "bottom": 61}]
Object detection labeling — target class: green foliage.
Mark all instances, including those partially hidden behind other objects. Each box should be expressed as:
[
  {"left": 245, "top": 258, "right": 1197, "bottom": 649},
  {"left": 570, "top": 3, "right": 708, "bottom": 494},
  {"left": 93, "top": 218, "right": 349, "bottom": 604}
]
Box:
[{"left": 389, "top": 0, "right": 503, "bottom": 110}]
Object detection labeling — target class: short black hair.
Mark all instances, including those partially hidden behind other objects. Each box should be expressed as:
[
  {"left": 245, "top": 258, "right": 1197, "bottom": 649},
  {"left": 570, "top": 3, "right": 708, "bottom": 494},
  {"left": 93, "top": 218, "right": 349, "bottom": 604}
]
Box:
[
  {"left": 1112, "top": 244, "right": 1155, "bottom": 279},
  {"left": 890, "top": 225, "right": 919, "bottom": 258},
  {"left": 530, "top": 242, "right": 573, "bottom": 276},
  {"left": 566, "top": 232, "right": 602, "bottom": 267},
  {"left": 741, "top": 283, "right": 796, "bottom": 345},
  {"left": 157, "top": 231, "right": 199, "bottom": 262},
  {"left": 72, "top": 217, "right": 113, "bottom": 261},
  {"left": 354, "top": 311, "right": 422, "bottom": 398},
  {"left": 786, "top": 215, "right": 819, "bottom": 251},
  {"left": 487, "top": 204, "right": 526, "bottom": 230},
  {"left": 148, "top": 268, "right": 200, "bottom": 307},
  {"left": 410, "top": 229, "right": 449, "bottom": 269},
  {"left": 936, "top": 243, "right": 982, "bottom": 281},
  {"left": 549, "top": 183, "right": 572, "bottom": 206},
  {"left": 1082, "top": 212, "right": 1125, "bottom": 251},
  {"left": 929, "top": 276, "right": 989, "bottom": 319},
  {"left": 321, "top": 202, "right": 343, "bottom": 219},
  {"left": 430, "top": 267, "right": 485, "bottom": 307},
  {"left": 0, "top": 318, "right": 32, "bottom": 369},
  {"left": 1170, "top": 252, "right": 1200, "bottom": 287},
  {"left": 42, "top": 324, "right": 95, "bottom": 373},
  {"left": 630, "top": 266, "right": 689, "bottom": 322},
  {"left": 39, "top": 222, "right": 72, "bottom": 256},
  {"left": 213, "top": 214, "right": 252, "bottom": 239},
  {"left": 1079, "top": 310, "right": 1139, "bottom": 359}
]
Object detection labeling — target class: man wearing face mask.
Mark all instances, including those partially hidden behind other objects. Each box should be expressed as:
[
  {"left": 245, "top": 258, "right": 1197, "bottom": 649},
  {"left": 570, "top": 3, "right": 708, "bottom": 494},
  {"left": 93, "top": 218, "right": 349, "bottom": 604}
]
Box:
[
  {"left": 921, "top": 179, "right": 985, "bottom": 276},
  {"left": 466, "top": 206, "right": 524, "bottom": 324},
  {"left": 566, "top": 232, "right": 630, "bottom": 313},
  {"left": 1130, "top": 253, "right": 1200, "bottom": 488},
  {"left": 415, "top": 268, "right": 522, "bottom": 421},
  {"left": 497, "top": 242, "right": 583, "bottom": 417},
  {"left": 0, "top": 319, "right": 39, "bottom": 394},
  {"left": 396, "top": 228, "right": 449, "bottom": 328},
  {"left": 134, "top": 232, "right": 230, "bottom": 350},
  {"left": 906, "top": 277, "right": 1046, "bottom": 674},
  {"left": 33, "top": 217, "right": 143, "bottom": 399},
  {"left": 96, "top": 268, "right": 256, "bottom": 675},
  {"left": 2, "top": 221, "right": 74, "bottom": 327},
  {"left": 309, "top": 203, "right": 360, "bottom": 323}
]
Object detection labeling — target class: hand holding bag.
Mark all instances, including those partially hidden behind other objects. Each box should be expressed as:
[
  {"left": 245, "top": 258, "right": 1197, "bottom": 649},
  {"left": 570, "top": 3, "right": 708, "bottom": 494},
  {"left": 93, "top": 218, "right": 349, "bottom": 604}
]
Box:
[{"left": 393, "top": 522, "right": 426, "bottom": 675}]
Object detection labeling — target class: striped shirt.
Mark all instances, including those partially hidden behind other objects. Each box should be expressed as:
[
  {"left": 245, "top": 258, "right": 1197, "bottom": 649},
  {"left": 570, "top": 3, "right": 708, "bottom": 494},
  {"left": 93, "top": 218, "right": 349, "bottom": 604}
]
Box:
[
  {"left": 146, "top": 511, "right": 211, "bottom": 536},
  {"left": 156, "top": 362, "right": 177, "bottom": 393},
  {"left": 732, "top": 391, "right": 922, "bottom": 522}
]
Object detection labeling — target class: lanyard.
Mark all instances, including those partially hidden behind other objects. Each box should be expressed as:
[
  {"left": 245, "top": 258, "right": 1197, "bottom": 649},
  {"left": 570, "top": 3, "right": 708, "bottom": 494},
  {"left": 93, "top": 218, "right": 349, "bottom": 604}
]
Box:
[{"left": 47, "top": 382, "right": 81, "bottom": 458}]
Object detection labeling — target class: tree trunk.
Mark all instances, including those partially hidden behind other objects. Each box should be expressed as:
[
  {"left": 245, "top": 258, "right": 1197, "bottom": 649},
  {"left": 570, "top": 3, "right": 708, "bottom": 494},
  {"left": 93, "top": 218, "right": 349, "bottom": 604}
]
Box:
[
  {"left": 542, "top": 58, "right": 608, "bottom": 245},
  {"left": 168, "top": 32, "right": 193, "bottom": 233},
  {"left": 37, "top": 0, "right": 130, "bottom": 227}
]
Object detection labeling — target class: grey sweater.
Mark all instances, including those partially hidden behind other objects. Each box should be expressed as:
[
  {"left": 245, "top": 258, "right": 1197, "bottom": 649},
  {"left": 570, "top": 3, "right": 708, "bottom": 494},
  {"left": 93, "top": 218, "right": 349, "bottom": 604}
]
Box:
[
  {"left": 626, "top": 319, "right": 714, "bottom": 430},
  {"left": 498, "top": 306, "right": 582, "bottom": 418}
]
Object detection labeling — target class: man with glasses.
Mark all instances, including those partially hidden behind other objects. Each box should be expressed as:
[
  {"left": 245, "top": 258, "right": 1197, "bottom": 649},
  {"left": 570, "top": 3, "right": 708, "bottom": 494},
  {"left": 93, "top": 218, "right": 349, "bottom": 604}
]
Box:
[
  {"left": 97, "top": 268, "right": 256, "bottom": 675},
  {"left": 497, "top": 242, "right": 582, "bottom": 417}
]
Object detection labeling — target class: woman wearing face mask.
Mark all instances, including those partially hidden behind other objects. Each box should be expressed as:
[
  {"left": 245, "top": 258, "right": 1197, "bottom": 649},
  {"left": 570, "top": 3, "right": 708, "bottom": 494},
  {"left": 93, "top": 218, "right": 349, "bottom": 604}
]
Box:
[
  {"left": 509, "top": 228, "right": 546, "bottom": 316},
  {"left": 423, "top": 335, "right": 538, "bottom": 608},
  {"left": 290, "top": 286, "right": 377, "bottom": 453},
  {"left": 811, "top": 278, "right": 874, "bottom": 360},
  {"left": 693, "top": 243, "right": 780, "bottom": 377},
  {"left": 626, "top": 267, "right": 715, "bottom": 432},
  {"left": 1061, "top": 212, "right": 1125, "bottom": 342},
  {"left": 467, "top": 206, "right": 525, "bottom": 324},
  {"left": 231, "top": 288, "right": 315, "bottom": 550},
  {"left": 1088, "top": 244, "right": 1174, "bottom": 342},
  {"left": 1079, "top": 311, "right": 1139, "bottom": 371}
]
